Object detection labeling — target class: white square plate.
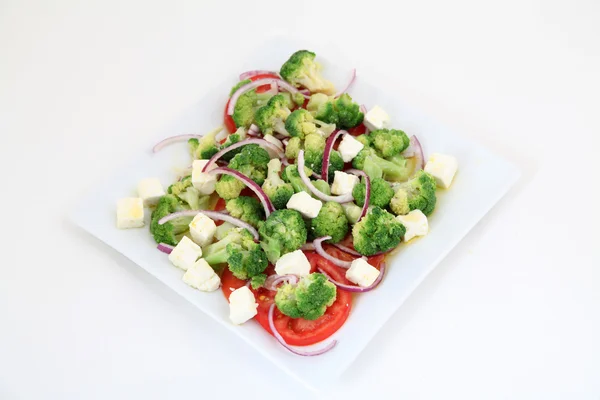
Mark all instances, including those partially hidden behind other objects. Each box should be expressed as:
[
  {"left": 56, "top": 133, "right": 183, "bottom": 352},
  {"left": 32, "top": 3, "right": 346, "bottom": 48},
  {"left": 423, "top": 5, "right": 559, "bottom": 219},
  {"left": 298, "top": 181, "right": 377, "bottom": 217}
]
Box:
[{"left": 70, "top": 37, "right": 520, "bottom": 392}]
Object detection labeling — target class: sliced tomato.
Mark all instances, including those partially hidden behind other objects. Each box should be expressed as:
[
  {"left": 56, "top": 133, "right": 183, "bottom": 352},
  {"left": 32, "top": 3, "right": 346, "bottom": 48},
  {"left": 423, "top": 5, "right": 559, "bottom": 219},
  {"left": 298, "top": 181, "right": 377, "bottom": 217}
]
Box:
[
  {"left": 347, "top": 124, "right": 367, "bottom": 136},
  {"left": 213, "top": 197, "right": 227, "bottom": 226},
  {"left": 224, "top": 73, "right": 281, "bottom": 133},
  {"left": 221, "top": 267, "right": 247, "bottom": 300}
]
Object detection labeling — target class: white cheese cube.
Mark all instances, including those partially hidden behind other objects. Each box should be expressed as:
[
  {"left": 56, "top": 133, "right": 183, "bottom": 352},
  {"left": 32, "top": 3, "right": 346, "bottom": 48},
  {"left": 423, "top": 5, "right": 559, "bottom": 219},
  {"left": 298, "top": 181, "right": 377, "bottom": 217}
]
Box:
[
  {"left": 182, "top": 258, "right": 221, "bottom": 292},
  {"left": 395, "top": 210, "right": 429, "bottom": 242},
  {"left": 364, "top": 105, "right": 391, "bottom": 131},
  {"left": 136, "top": 178, "right": 165, "bottom": 206},
  {"left": 189, "top": 212, "right": 217, "bottom": 246},
  {"left": 191, "top": 159, "right": 217, "bottom": 195},
  {"left": 168, "top": 236, "right": 203, "bottom": 271},
  {"left": 116, "top": 197, "right": 145, "bottom": 229},
  {"left": 345, "top": 258, "right": 380, "bottom": 287},
  {"left": 286, "top": 191, "right": 322, "bottom": 219},
  {"left": 338, "top": 134, "right": 364, "bottom": 163},
  {"left": 424, "top": 153, "right": 458, "bottom": 189},
  {"left": 229, "top": 286, "right": 258, "bottom": 325},
  {"left": 263, "top": 134, "right": 284, "bottom": 153},
  {"left": 331, "top": 171, "right": 359, "bottom": 195},
  {"left": 275, "top": 250, "right": 311, "bottom": 277}
]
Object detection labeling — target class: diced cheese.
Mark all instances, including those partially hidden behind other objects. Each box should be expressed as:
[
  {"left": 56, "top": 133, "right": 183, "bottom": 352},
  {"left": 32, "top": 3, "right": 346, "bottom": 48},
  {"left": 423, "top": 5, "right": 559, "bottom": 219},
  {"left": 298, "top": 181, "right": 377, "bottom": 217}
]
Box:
[
  {"left": 395, "top": 210, "right": 429, "bottom": 242},
  {"left": 364, "top": 105, "right": 391, "bottom": 131},
  {"left": 137, "top": 178, "right": 165, "bottom": 206},
  {"left": 275, "top": 250, "right": 311, "bottom": 277},
  {"left": 424, "top": 153, "right": 458, "bottom": 188},
  {"left": 191, "top": 160, "right": 217, "bottom": 195},
  {"left": 345, "top": 258, "right": 380, "bottom": 287},
  {"left": 331, "top": 171, "right": 359, "bottom": 195},
  {"left": 229, "top": 286, "right": 258, "bottom": 325},
  {"left": 182, "top": 258, "right": 221, "bottom": 292},
  {"left": 116, "top": 197, "right": 145, "bottom": 229},
  {"left": 338, "top": 134, "right": 364, "bottom": 162},
  {"left": 168, "top": 236, "right": 203, "bottom": 271},
  {"left": 189, "top": 213, "right": 217, "bottom": 246},
  {"left": 286, "top": 191, "right": 322, "bottom": 219}
]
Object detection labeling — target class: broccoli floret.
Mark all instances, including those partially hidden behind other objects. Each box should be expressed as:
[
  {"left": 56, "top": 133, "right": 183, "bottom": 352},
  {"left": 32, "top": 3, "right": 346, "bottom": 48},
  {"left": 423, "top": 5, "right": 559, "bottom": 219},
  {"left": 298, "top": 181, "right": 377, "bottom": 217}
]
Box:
[
  {"left": 227, "top": 240, "right": 268, "bottom": 280},
  {"left": 285, "top": 109, "right": 335, "bottom": 139},
  {"left": 281, "top": 164, "right": 310, "bottom": 193},
  {"left": 389, "top": 170, "right": 437, "bottom": 216},
  {"left": 214, "top": 175, "right": 245, "bottom": 200},
  {"left": 306, "top": 149, "right": 344, "bottom": 182},
  {"left": 254, "top": 94, "right": 292, "bottom": 136},
  {"left": 150, "top": 195, "right": 191, "bottom": 245},
  {"left": 220, "top": 127, "right": 247, "bottom": 161},
  {"left": 352, "top": 207, "right": 405, "bottom": 255},
  {"left": 279, "top": 50, "right": 335, "bottom": 95},
  {"left": 228, "top": 144, "right": 270, "bottom": 185},
  {"left": 354, "top": 134, "right": 371, "bottom": 147},
  {"left": 202, "top": 227, "right": 254, "bottom": 265},
  {"left": 262, "top": 159, "right": 294, "bottom": 209},
  {"left": 352, "top": 178, "right": 394, "bottom": 208},
  {"left": 225, "top": 196, "right": 265, "bottom": 228},
  {"left": 167, "top": 175, "right": 192, "bottom": 196},
  {"left": 285, "top": 136, "right": 302, "bottom": 159},
  {"left": 250, "top": 273, "right": 267, "bottom": 289},
  {"left": 215, "top": 221, "right": 235, "bottom": 240},
  {"left": 342, "top": 203, "right": 363, "bottom": 224},
  {"left": 179, "top": 187, "right": 210, "bottom": 210},
  {"left": 258, "top": 209, "right": 307, "bottom": 263},
  {"left": 312, "top": 179, "right": 330, "bottom": 195},
  {"left": 231, "top": 82, "right": 274, "bottom": 129},
  {"left": 275, "top": 273, "right": 337, "bottom": 320},
  {"left": 306, "top": 93, "right": 363, "bottom": 129},
  {"left": 230, "top": 79, "right": 251, "bottom": 96},
  {"left": 369, "top": 129, "right": 410, "bottom": 158},
  {"left": 310, "top": 202, "right": 349, "bottom": 243},
  {"left": 353, "top": 147, "right": 412, "bottom": 181},
  {"left": 190, "top": 127, "right": 221, "bottom": 160},
  {"left": 307, "top": 93, "right": 336, "bottom": 122}
]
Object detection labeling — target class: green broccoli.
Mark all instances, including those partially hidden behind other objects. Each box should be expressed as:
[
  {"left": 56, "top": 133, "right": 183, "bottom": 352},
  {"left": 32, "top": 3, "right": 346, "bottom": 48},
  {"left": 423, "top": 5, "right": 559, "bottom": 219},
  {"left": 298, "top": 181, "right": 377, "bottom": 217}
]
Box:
[
  {"left": 202, "top": 227, "right": 254, "bottom": 265},
  {"left": 188, "top": 126, "right": 222, "bottom": 160},
  {"left": 225, "top": 196, "right": 265, "bottom": 228},
  {"left": 279, "top": 50, "right": 335, "bottom": 95},
  {"left": 214, "top": 175, "right": 245, "bottom": 200},
  {"left": 302, "top": 133, "right": 344, "bottom": 181},
  {"left": 230, "top": 79, "right": 251, "bottom": 96},
  {"left": 310, "top": 202, "right": 349, "bottom": 243},
  {"left": 311, "top": 179, "right": 331, "bottom": 195},
  {"left": 354, "top": 134, "right": 371, "bottom": 147},
  {"left": 389, "top": 170, "right": 437, "bottom": 216},
  {"left": 215, "top": 144, "right": 271, "bottom": 199},
  {"left": 353, "top": 147, "right": 412, "bottom": 181},
  {"left": 262, "top": 158, "right": 294, "bottom": 209},
  {"left": 284, "top": 109, "right": 336, "bottom": 139},
  {"left": 215, "top": 221, "right": 235, "bottom": 240},
  {"left": 352, "top": 177, "right": 394, "bottom": 208},
  {"left": 342, "top": 203, "right": 363, "bottom": 224},
  {"left": 220, "top": 127, "right": 247, "bottom": 161},
  {"left": 369, "top": 129, "right": 410, "bottom": 158},
  {"left": 227, "top": 240, "right": 268, "bottom": 280},
  {"left": 231, "top": 81, "right": 274, "bottom": 129},
  {"left": 306, "top": 93, "right": 363, "bottom": 129},
  {"left": 254, "top": 94, "right": 292, "bottom": 136},
  {"left": 352, "top": 207, "right": 405, "bottom": 256},
  {"left": 274, "top": 273, "right": 337, "bottom": 320},
  {"left": 258, "top": 209, "right": 307, "bottom": 263},
  {"left": 167, "top": 176, "right": 210, "bottom": 210},
  {"left": 150, "top": 195, "right": 191, "bottom": 245},
  {"left": 285, "top": 136, "right": 302, "bottom": 159},
  {"left": 167, "top": 175, "right": 192, "bottom": 196},
  {"left": 250, "top": 273, "right": 267, "bottom": 289},
  {"left": 281, "top": 164, "right": 311, "bottom": 193}
]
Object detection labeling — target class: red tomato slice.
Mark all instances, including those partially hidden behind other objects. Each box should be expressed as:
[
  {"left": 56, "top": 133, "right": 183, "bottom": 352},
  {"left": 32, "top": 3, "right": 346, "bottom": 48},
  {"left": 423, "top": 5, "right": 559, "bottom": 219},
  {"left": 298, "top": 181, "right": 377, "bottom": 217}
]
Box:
[
  {"left": 223, "top": 73, "right": 281, "bottom": 133},
  {"left": 347, "top": 124, "right": 367, "bottom": 136},
  {"left": 213, "top": 197, "right": 227, "bottom": 226}
]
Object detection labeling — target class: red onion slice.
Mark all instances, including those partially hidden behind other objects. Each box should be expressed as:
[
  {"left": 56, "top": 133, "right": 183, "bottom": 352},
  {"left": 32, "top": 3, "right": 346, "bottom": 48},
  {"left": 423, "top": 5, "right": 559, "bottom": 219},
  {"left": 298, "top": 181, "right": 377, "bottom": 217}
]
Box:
[
  {"left": 239, "top": 70, "right": 280, "bottom": 80},
  {"left": 264, "top": 274, "right": 299, "bottom": 291},
  {"left": 202, "top": 138, "right": 284, "bottom": 172},
  {"left": 158, "top": 209, "right": 259, "bottom": 241},
  {"left": 313, "top": 236, "right": 353, "bottom": 268},
  {"left": 346, "top": 169, "right": 370, "bottom": 220},
  {"left": 152, "top": 134, "right": 204, "bottom": 153},
  {"left": 318, "top": 262, "right": 385, "bottom": 293},
  {"left": 297, "top": 151, "right": 353, "bottom": 203},
  {"left": 299, "top": 89, "right": 311, "bottom": 95},
  {"left": 228, "top": 78, "right": 309, "bottom": 115},
  {"left": 209, "top": 167, "right": 275, "bottom": 216},
  {"left": 157, "top": 243, "right": 174, "bottom": 254},
  {"left": 332, "top": 243, "right": 362, "bottom": 257},
  {"left": 322, "top": 130, "right": 347, "bottom": 183},
  {"left": 410, "top": 135, "right": 425, "bottom": 173},
  {"left": 359, "top": 104, "right": 367, "bottom": 114},
  {"left": 268, "top": 304, "right": 337, "bottom": 356},
  {"left": 248, "top": 124, "right": 260, "bottom": 135},
  {"left": 334, "top": 68, "right": 357, "bottom": 98}
]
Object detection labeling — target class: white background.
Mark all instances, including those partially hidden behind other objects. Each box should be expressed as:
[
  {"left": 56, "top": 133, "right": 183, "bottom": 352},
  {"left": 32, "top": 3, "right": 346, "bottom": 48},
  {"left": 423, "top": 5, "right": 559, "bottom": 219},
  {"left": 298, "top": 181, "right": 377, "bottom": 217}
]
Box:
[{"left": 1, "top": 0, "right": 599, "bottom": 398}]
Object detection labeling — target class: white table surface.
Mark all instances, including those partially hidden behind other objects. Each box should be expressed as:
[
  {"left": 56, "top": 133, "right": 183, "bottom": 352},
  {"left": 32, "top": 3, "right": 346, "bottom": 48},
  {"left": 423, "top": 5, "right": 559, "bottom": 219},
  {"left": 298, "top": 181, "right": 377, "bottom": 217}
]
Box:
[{"left": 1, "top": 0, "right": 599, "bottom": 398}]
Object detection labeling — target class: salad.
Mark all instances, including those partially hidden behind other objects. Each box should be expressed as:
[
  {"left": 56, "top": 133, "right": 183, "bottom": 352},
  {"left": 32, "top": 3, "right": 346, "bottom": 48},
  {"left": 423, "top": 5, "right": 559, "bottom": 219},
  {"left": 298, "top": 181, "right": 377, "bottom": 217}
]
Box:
[{"left": 116, "top": 50, "right": 459, "bottom": 356}]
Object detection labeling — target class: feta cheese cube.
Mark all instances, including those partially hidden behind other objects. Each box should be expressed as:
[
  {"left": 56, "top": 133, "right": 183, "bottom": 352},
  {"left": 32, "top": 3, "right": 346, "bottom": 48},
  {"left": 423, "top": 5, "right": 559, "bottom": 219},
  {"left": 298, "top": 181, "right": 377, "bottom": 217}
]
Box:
[
  {"left": 191, "top": 160, "right": 217, "bottom": 195},
  {"left": 286, "top": 191, "right": 322, "bottom": 219},
  {"left": 395, "top": 210, "right": 429, "bottom": 242},
  {"left": 424, "top": 153, "right": 458, "bottom": 189},
  {"left": 116, "top": 198, "right": 145, "bottom": 229},
  {"left": 364, "top": 105, "right": 391, "bottom": 131},
  {"left": 182, "top": 258, "right": 221, "bottom": 292},
  {"left": 345, "top": 258, "right": 380, "bottom": 287},
  {"left": 263, "top": 134, "right": 284, "bottom": 153},
  {"left": 331, "top": 171, "right": 359, "bottom": 195},
  {"left": 275, "top": 250, "right": 311, "bottom": 277},
  {"left": 137, "top": 178, "right": 165, "bottom": 206},
  {"left": 168, "top": 236, "right": 203, "bottom": 271},
  {"left": 338, "top": 134, "right": 364, "bottom": 163},
  {"left": 229, "top": 286, "right": 258, "bottom": 325},
  {"left": 189, "top": 213, "right": 217, "bottom": 246}
]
